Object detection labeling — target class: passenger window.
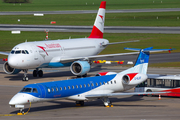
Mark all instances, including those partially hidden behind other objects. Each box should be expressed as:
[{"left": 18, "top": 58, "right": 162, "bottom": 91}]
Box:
[
  {"left": 60, "top": 87, "right": 62, "bottom": 90},
  {"left": 68, "top": 86, "right": 71, "bottom": 89},
  {"left": 33, "top": 88, "right": 38, "bottom": 93},
  {"left": 64, "top": 87, "right": 66, "bottom": 90},
  {"left": 80, "top": 85, "right": 82, "bottom": 88},
  {"left": 111, "top": 81, "right": 113, "bottom": 84},
  {"left": 103, "top": 82, "right": 105, "bottom": 85},
  {"left": 84, "top": 84, "right": 86, "bottom": 87},
  {"left": 88, "top": 84, "right": 90, "bottom": 87},
  {"left": 72, "top": 85, "right": 74, "bottom": 89},
  {"left": 56, "top": 87, "right": 58, "bottom": 91},
  {"left": 51, "top": 88, "right": 54, "bottom": 92},
  {"left": 96, "top": 83, "right": 98, "bottom": 86},
  {"left": 107, "top": 81, "right": 109, "bottom": 84},
  {"left": 48, "top": 88, "right": 51, "bottom": 93},
  {"left": 100, "top": 82, "right": 102, "bottom": 85},
  {"left": 22, "top": 50, "right": 26, "bottom": 54},
  {"left": 114, "top": 80, "right": 116, "bottom": 84},
  {"left": 76, "top": 85, "right": 78, "bottom": 88},
  {"left": 91, "top": 83, "right": 94, "bottom": 86}
]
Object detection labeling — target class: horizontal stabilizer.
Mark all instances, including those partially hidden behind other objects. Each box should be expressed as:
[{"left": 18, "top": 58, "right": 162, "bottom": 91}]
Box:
[
  {"left": 106, "top": 40, "right": 139, "bottom": 45},
  {"left": 124, "top": 47, "right": 173, "bottom": 53}
]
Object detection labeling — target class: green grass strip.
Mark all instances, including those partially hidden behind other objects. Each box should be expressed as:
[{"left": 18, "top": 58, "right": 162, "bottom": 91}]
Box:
[
  {"left": 0, "top": 0, "right": 180, "bottom": 11},
  {"left": 0, "top": 12, "right": 180, "bottom": 26}
]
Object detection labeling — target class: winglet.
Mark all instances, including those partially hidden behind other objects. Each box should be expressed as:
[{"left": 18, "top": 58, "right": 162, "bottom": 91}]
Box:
[{"left": 88, "top": 1, "right": 106, "bottom": 38}]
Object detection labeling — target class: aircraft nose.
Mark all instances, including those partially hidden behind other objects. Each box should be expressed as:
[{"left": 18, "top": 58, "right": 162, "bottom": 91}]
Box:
[
  {"left": 8, "top": 55, "right": 18, "bottom": 68},
  {"left": 9, "top": 93, "right": 27, "bottom": 105}
]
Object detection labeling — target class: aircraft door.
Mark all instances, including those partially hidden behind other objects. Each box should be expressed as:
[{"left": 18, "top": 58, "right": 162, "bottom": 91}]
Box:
[
  {"left": 32, "top": 46, "right": 39, "bottom": 61},
  {"left": 90, "top": 81, "right": 95, "bottom": 90},
  {"left": 31, "top": 45, "right": 41, "bottom": 67},
  {"left": 37, "top": 84, "right": 46, "bottom": 98}
]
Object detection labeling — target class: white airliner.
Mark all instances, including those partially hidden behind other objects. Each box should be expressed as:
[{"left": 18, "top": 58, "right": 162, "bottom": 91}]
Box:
[
  {"left": 9, "top": 47, "right": 171, "bottom": 114},
  {"left": 0, "top": 1, "right": 139, "bottom": 81}
]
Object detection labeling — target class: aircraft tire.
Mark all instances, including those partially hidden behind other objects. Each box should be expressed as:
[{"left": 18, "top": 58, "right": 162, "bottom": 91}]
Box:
[
  {"left": 38, "top": 70, "right": 43, "bottom": 77},
  {"left": 33, "top": 70, "right": 37, "bottom": 77},
  {"left": 22, "top": 77, "right": 28, "bottom": 81}
]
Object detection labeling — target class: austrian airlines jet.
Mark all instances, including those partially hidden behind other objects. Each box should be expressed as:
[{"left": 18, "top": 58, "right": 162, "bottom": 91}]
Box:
[
  {"left": 9, "top": 47, "right": 171, "bottom": 114},
  {"left": 0, "top": 1, "right": 138, "bottom": 81}
]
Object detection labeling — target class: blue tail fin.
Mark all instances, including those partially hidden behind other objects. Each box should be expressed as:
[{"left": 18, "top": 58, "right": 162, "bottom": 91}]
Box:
[
  {"left": 122, "top": 47, "right": 172, "bottom": 74},
  {"left": 134, "top": 47, "right": 152, "bottom": 67}
]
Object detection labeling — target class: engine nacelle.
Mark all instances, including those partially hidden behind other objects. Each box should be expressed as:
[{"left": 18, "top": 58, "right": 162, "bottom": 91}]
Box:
[
  {"left": 95, "top": 72, "right": 117, "bottom": 76},
  {"left": 3, "top": 61, "right": 21, "bottom": 74},
  {"left": 70, "top": 61, "right": 90, "bottom": 76},
  {"left": 122, "top": 73, "right": 147, "bottom": 85}
]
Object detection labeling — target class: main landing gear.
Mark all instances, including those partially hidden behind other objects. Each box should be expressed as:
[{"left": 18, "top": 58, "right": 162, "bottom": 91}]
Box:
[
  {"left": 76, "top": 101, "right": 84, "bottom": 106},
  {"left": 77, "top": 73, "right": 87, "bottom": 78},
  {"left": 101, "top": 97, "right": 113, "bottom": 107},
  {"left": 33, "top": 69, "right": 43, "bottom": 77}
]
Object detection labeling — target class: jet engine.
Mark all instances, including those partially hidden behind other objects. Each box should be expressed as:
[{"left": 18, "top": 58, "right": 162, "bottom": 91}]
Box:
[
  {"left": 70, "top": 61, "right": 90, "bottom": 76},
  {"left": 122, "top": 73, "right": 147, "bottom": 85},
  {"left": 3, "top": 61, "right": 21, "bottom": 74}
]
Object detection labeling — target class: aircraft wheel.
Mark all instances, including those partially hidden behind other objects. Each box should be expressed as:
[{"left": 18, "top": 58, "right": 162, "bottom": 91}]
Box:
[
  {"left": 33, "top": 70, "right": 37, "bottom": 77},
  {"left": 22, "top": 77, "right": 28, "bottom": 81},
  {"left": 82, "top": 74, "right": 87, "bottom": 77},
  {"left": 79, "top": 101, "right": 84, "bottom": 106},
  {"left": 38, "top": 70, "right": 43, "bottom": 77}
]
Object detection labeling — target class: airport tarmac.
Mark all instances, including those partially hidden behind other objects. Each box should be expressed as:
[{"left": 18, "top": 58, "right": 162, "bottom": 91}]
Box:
[{"left": 0, "top": 66, "right": 180, "bottom": 120}]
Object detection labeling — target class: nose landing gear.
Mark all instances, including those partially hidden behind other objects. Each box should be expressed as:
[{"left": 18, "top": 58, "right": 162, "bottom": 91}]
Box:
[{"left": 22, "top": 69, "right": 28, "bottom": 81}]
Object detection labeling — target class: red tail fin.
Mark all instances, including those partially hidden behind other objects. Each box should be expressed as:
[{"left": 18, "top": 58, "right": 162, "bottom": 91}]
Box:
[{"left": 88, "top": 1, "right": 106, "bottom": 38}]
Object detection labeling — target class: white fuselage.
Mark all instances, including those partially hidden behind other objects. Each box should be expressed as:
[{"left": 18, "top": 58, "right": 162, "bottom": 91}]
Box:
[{"left": 8, "top": 38, "right": 109, "bottom": 69}]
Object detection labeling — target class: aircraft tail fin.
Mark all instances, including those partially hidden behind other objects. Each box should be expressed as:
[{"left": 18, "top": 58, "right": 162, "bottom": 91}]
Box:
[
  {"left": 123, "top": 47, "right": 172, "bottom": 74},
  {"left": 88, "top": 1, "right": 106, "bottom": 38}
]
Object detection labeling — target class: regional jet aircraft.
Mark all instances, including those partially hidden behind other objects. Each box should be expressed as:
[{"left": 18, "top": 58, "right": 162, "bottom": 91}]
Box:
[
  {"left": 0, "top": 1, "right": 138, "bottom": 81},
  {"left": 9, "top": 47, "right": 171, "bottom": 114}
]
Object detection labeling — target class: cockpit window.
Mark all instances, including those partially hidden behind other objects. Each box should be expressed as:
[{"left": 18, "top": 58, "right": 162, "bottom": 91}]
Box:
[
  {"left": 10, "top": 50, "right": 29, "bottom": 54},
  {"left": 22, "top": 50, "right": 26, "bottom": 54},
  {"left": 33, "top": 88, "right": 38, "bottom": 93},
  {"left": 11, "top": 50, "right": 15, "bottom": 54},
  {"left": 15, "top": 50, "right": 21, "bottom": 54},
  {"left": 20, "top": 88, "right": 32, "bottom": 93},
  {"left": 25, "top": 50, "right": 29, "bottom": 54}
]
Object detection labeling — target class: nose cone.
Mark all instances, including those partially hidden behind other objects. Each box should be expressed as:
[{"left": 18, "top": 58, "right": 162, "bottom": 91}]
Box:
[
  {"left": 8, "top": 55, "right": 18, "bottom": 68},
  {"left": 9, "top": 93, "right": 28, "bottom": 105}
]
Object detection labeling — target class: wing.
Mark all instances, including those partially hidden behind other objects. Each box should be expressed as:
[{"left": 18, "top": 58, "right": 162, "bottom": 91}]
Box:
[
  {"left": 85, "top": 92, "right": 168, "bottom": 98},
  {"left": 0, "top": 52, "right": 9, "bottom": 56},
  {"left": 60, "top": 52, "right": 139, "bottom": 63},
  {"left": 148, "top": 74, "right": 180, "bottom": 80}
]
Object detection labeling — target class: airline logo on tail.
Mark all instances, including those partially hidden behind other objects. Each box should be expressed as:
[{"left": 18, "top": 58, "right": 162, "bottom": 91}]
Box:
[{"left": 88, "top": 1, "right": 106, "bottom": 38}]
